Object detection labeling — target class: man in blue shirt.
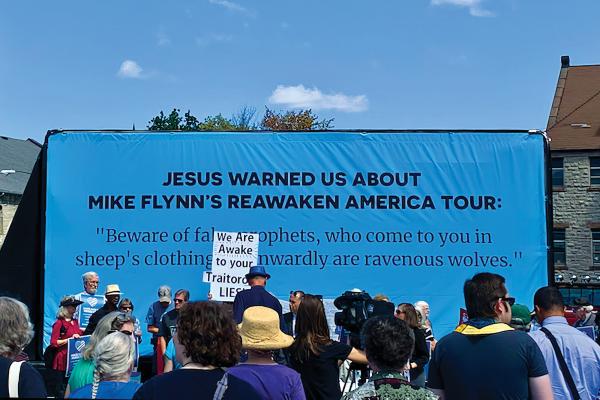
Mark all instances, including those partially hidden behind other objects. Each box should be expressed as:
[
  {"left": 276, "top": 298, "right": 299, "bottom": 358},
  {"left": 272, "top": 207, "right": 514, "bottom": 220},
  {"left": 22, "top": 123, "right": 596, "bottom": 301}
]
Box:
[
  {"left": 146, "top": 285, "right": 173, "bottom": 374},
  {"left": 529, "top": 286, "right": 600, "bottom": 400},
  {"left": 233, "top": 266, "right": 282, "bottom": 324}
]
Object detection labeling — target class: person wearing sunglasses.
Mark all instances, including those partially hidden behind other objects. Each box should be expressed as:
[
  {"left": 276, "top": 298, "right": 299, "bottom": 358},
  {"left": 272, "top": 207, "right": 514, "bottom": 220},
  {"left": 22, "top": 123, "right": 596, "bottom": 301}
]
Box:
[
  {"left": 427, "top": 272, "right": 552, "bottom": 400},
  {"left": 119, "top": 299, "right": 143, "bottom": 343},
  {"left": 158, "top": 289, "right": 190, "bottom": 364},
  {"left": 66, "top": 312, "right": 136, "bottom": 397},
  {"left": 69, "top": 331, "right": 140, "bottom": 399},
  {"left": 395, "top": 303, "right": 429, "bottom": 387}
]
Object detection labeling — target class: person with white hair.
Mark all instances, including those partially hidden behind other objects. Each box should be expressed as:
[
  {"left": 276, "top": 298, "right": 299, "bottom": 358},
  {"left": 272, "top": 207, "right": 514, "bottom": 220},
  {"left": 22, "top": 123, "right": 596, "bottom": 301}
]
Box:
[
  {"left": 79, "top": 271, "right": 101, "bottom": 296},
  {"left": 66, "top": 311, "right": 136, "bottom": 396},
  {"left": 74, "top": 272, "right": 106, "bottom": 331},
  {"left": 68, "top": 331, "right": 140, "bottom": 399},
  {"left": 414, "top": 300, "right": 436, "bottom": 344},
  {"left": 0, "top": 297, "right": 47, "bottom": 398}
]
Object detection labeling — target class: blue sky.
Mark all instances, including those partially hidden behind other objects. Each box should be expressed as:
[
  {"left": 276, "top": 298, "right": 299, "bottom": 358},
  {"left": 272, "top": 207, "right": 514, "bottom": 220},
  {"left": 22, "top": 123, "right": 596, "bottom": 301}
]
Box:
[{"left": 2, "top": 0, "right": 600, "bottom": 141}]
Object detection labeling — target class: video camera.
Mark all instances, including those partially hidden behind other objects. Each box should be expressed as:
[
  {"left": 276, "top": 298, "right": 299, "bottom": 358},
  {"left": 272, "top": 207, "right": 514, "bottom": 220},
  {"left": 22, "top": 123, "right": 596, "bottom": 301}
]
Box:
[
  {"left": 334, "top": 289, "right": 395, "bottom": 338},
  {"left": 334, "top": 289, "right": 395, "bottom": 388}
]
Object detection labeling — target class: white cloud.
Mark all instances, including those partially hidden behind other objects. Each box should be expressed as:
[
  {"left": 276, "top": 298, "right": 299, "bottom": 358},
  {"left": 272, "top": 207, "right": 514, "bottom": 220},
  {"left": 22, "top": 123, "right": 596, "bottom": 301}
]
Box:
[
  {"left": 209, "top": 0, "right": 251, "bottom": 14},
  {"left": 195, "top": 33, "right": 233, "bottom": 47},
  {"left": 431, "top": 0, "right": 494, "bottom": 17},
  {"left": 117, "top": 60, "right": 144, "bottom": 79},
  {"left": 157, "top": 31, "right": 170, "bottom": 46},
  {"left": 269, "top": 85, "right": 368, "bottom": 112}
]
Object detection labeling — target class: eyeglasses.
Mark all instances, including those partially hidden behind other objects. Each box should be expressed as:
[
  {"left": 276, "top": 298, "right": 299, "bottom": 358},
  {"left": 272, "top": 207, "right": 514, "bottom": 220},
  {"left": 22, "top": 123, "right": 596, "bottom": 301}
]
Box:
[
  {"left": 174, "top": 299, "right": 185, "bottom": 304},
  {"left": 87, "top": 281, "right": 99, "bottom": 286},
  {"left": 501, "top": 297, "right": 516, "bottom": 307}
]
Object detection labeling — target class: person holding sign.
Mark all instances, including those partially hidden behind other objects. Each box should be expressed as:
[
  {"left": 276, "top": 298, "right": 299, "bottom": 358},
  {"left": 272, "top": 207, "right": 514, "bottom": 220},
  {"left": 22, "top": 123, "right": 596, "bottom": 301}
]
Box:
[
  {"left": 48, "top": 296, "right": 84, "bottom": 396},
  {"left": 68, "top": 331, "right": 140, "bottom": 399},
  {"left": 74, "top": 272, "right": 105, "bottom": 330},
  {"left": 232, "top": 266, "right": 282, "bottom": 324},
  {"left": 66, "top": 312, "right": 136, "bottom": 397}
]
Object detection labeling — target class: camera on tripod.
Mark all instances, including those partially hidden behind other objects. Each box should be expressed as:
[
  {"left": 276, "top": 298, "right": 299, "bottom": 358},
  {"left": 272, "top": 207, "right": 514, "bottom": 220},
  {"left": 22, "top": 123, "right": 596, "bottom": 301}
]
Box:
[{"left": 334, "top": 289, "right": 395, "bottom": 389}]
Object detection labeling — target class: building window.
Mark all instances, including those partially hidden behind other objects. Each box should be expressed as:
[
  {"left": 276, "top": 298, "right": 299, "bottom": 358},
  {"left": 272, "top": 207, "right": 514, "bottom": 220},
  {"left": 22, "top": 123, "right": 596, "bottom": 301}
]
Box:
[
  {"left": 553, "top": 228, "right": 566, "bottom": 268},
  {"left": 591, "top": 157, "right": 600, "bottom": 186},
  {"left": 593, "top": 229, "right": 600, "bottom": 266},
  {"left": 552, "top": 157, "right": 564, "bottom": 188}
]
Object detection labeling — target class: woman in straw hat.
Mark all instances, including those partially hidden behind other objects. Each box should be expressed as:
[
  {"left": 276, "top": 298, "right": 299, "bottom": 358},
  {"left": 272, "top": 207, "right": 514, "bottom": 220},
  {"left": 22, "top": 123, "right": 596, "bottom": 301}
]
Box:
[
  {"left": 228, "top": 306, "right": 305, "bottom": 400},
  {"left": 290, "top": 294, "right": 368, "bottom": 400}
]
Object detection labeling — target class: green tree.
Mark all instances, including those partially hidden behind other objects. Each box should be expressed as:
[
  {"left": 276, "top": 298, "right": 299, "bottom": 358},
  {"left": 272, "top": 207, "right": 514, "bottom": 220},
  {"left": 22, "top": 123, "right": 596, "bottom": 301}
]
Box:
[
  {"left": 147, "top": 109, "right": 200, "bottom": 131},
  {"left": 147, "top": 107, "right": 333, "bottom": 131},
  {"left": 260, "top": 108, "right": 334, "bottom": 130}
]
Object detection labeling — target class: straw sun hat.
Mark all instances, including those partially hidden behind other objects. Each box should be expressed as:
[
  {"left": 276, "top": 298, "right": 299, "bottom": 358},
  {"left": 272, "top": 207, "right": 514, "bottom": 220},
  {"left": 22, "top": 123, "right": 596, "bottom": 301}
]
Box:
[{"left": 238, "top": 306, "right": 294, "bottom": 350}]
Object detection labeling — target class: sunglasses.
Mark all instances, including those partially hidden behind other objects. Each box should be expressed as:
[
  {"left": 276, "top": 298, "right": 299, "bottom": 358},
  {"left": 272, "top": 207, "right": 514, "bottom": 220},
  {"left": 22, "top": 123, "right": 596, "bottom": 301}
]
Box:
[
  {"left": 120, "top": 306, "right": 133, "bottom": 311},
  {"left": 395, "top": 310, "right": 405, "bottom": 315},
  {"left": 174, "top": 299, "right": 185, "bottom": 304},
  {"left": 501, "top": 297, "right": 516, "bottom": 307},
  {"left": 108, "top": 329, "right": 133, "bottom": 336}
]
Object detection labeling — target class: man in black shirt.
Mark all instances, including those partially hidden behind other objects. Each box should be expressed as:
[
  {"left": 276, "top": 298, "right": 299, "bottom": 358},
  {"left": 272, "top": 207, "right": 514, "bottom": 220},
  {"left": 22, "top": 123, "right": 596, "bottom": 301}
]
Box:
[
  {"left": 158, "top": 289, "right": 189, "bottom": 355},
  {"left": 83, "top": 284, "right": 121, "bottom": 335}
]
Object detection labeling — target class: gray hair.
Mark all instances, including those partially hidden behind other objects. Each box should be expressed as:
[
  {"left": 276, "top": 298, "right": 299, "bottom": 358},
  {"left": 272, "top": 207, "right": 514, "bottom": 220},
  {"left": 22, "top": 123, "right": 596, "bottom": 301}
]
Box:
[
  {"left": 82, "top": 311, "right": 135, "bottom": 360},
  {"left": 82, "top": 271, "right": 98, "bottom": 284},
  {"left": 91, "top": 332, "right": 134, "bottom": 399},
  {"left": 0, "top": 297, "right": 34, "bottom": 358},
  {"left": 415, "top": 306, "right": 426, "bottom": 326},
  {"left": 414, "top": 301, "right": 429, "bottom": 309}
]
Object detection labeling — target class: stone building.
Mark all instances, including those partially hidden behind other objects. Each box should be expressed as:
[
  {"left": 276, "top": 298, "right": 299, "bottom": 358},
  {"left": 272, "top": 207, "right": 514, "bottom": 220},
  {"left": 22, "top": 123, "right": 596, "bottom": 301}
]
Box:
[
  {"left": 548, "top": 56, "right": 600, "bottom": 302},
  {"left": 0, "top": 136, "right": 41, "bottom": 246}
]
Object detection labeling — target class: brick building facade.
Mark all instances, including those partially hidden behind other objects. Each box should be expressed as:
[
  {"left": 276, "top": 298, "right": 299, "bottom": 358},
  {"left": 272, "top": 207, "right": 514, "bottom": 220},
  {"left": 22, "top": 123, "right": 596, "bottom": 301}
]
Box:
[{"left": 548, "top": 56, "right": 600, "bottom": 291}]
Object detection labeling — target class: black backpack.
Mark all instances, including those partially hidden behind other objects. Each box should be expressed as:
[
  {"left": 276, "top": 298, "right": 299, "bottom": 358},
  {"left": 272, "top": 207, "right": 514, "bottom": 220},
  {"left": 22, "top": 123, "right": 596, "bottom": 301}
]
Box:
[{"left": 43, "top": 323, "right": 67, "bottom": 368}]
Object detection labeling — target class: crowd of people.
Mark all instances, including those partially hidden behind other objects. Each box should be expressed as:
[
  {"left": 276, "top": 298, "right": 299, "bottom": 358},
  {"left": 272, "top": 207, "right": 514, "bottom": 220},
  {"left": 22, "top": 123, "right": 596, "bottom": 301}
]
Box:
[{"left": 1, "top": 267, "right": 600, "bottom": 399}]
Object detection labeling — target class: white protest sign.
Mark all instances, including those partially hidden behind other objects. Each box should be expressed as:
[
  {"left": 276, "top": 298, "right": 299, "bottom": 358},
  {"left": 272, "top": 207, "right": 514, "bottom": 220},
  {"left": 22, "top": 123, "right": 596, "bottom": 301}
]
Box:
[{"left": 205, "top": 231, "right": 259, "bottom": 301}]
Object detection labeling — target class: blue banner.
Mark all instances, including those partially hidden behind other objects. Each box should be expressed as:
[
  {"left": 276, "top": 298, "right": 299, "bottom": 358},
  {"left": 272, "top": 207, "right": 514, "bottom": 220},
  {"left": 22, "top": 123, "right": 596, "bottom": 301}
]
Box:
[{"left": 44, "top": 131, "right": 549, "bottom": 355}]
